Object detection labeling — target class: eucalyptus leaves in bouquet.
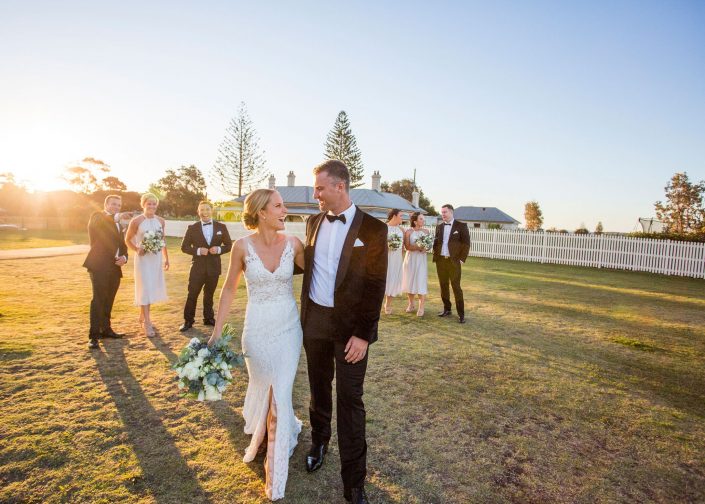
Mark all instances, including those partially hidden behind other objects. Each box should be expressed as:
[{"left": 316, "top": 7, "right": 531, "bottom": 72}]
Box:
[
  {"left": 173, "top": 324, "right": 245, "bottom": 401},
  {"left": 141, "top": 229, "right": 166, "bottom": 254},
  {"left": 388, "top": 233, "right": 403, "bottom": 251}
]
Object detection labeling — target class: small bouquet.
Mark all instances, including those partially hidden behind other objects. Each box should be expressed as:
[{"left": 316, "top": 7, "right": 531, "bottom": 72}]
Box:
[
  {"left": 172, "top": 324, "right": 245, "bottom": 401},
  {"left": 415, "top": 233, "right": 434, "bottom": 253},
  {"left": 388, "top": 233, "right": 403, "bottom": 251},
  {"left": 141, "top": 229, "right": 165, "bottom": 254}
]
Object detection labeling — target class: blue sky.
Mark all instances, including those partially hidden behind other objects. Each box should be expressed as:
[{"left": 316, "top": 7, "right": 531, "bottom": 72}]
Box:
[{"left": 1, "top": 0, "right": 703, "bottom": 231}]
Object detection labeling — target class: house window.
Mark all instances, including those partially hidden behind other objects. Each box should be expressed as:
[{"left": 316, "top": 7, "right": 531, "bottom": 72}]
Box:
[{"left": 474, "top": 223, "right": 481, "bottom": 228}]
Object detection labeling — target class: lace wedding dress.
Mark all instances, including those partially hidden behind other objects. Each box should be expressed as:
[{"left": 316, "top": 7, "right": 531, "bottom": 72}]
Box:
[{"left": 241, "top": 238, "right": 302, "bottom": 501}]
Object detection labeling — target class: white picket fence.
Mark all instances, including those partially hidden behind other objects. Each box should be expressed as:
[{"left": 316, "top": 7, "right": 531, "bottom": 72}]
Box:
[
  {"left": 464, "top": 228, "right": 705, "bottom": 279},
  {"left": 166, "top": 221, "right": 705, "bottom": 279}
]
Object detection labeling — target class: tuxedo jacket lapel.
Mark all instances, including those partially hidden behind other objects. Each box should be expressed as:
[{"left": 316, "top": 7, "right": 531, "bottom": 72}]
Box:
[{"left": 335, "top": 208, "right": 364, "bottom": 291}]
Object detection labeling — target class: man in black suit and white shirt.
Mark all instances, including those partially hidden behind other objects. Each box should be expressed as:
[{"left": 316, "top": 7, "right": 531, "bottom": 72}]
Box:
[
  {"left": 300, "top": 160, "right": 387, "bottom": 504},
  {"left": 433, "top": 204, "right": 470, "bottom": 323},
  {"left": 83, "top": 194, "right": 130, "bottom": 349},
  {"left": 179, "top": 201, "right": 233, "bottom": 331}
]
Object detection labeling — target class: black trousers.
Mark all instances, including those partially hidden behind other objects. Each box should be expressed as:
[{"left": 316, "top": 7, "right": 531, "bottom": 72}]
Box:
[
  {"left": 436, "top": 257, "right": 464, "bottom": 317},
  {"left": 184, "top": 269, "right": 219, "bottom": 323},
  {"left": 303, "top": 300, "right": 368, "bottom": 492},
  {"left": 89, "top": 269, "right": 121, "bottom": 339}
]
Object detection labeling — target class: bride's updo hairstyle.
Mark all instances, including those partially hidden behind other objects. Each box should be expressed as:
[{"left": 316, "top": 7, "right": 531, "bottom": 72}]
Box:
[{"left": 243, "top": 188, "right": 275, "bottom": 230}]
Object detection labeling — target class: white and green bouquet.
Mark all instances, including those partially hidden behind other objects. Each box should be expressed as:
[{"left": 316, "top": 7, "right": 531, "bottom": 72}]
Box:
[
  {"left": 415, "top": 232, "right": 435, "bottom": 253},
  {"left": 173, "top": 324, "right": 245, "bottom": 401},
  {"left": 388, "top": 233, "right": 403, "bottom": 251},
  {"left": 141, "top": 229, "right": 165, "bottom": 254}
]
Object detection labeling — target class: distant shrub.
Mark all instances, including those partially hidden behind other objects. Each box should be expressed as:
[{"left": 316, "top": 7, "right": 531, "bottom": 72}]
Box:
[{"left": 627, "top": 232, "right": 705, "bottom": 243}]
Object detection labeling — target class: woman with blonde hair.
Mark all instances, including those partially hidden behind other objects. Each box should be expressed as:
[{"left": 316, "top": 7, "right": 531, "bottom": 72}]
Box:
[
  {"left": 208, "top": 188, "right": 305, "bottom": 501},
  {"left": 125, "top": 193, "right": 169, "bottom": 336}
]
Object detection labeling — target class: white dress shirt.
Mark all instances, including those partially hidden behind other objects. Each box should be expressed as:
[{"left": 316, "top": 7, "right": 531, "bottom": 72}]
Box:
[
  {"left": 196, "top": 220, "right": 221, "bottom": 255},
  {"left": 441, "top": 219, "right": 454, "bottom": 257},
  {"left": 309, "top": 203, "right": 357, "bottom": 307}
]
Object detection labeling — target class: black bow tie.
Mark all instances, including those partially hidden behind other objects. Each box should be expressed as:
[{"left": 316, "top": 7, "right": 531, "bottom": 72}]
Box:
[
  {"left": 443, "top": 222, "right": 451, "bottom": 226},
  {"left": 326, "top": 214, "right": 346, "bottom": 224},
  {"left": 202, "top": 221, "right": 212, "bottom": 226}
]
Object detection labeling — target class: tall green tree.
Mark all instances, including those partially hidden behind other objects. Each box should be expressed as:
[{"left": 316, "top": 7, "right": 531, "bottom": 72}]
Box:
[
  {"left": 654, "top": 172, "right": 705, "bottom": 234},
  {"left": 524, "top": 201, "right": 543, "bottom": 231},
  {"left": 380, "top": 178, "right": 437, "bottom": 215},
  {"left": 324, "top": 111, "right": 364, "bottom": 188},
  {"left": 212, "top": 102, "right": 268, "bottom": 197},
  {"left": 154, "top": 165, "right": 207, "bottom": 217}
]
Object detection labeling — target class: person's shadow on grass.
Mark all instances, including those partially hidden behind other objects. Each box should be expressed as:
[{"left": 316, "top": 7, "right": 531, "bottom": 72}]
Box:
[{"left": 92, "top": 338, "right": 212, "bottom": 504}]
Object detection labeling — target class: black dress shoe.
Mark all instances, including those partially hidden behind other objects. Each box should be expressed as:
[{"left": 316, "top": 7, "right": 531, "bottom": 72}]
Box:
[
  {"left": 88, "top": 339, "right": 99, "bottom": 349},
  {"left": 102, "top": 330, "right": 124, "bottom": 339},
  {"left": 458, "top": 316, "right": 466, "bottom": 324},
  {"left": 179, "top": 322, "right": 193, "bottom": 332},
  {"left": 203, "top": 319, "right": 216, "bottom": 326},
  {"left": 305, "top": 443, "right": 327, "bottom": 473},
  {"left": 345, "top": 487, "right": 369, "bottom": 504},
  {"left": 438, "top": 310, "right": 452, "bottom": 317}
]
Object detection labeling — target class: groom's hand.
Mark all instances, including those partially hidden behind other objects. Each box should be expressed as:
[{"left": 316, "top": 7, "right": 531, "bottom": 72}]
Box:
[{"left": 344, "top": 336, "right": 368, "bottom": 364}]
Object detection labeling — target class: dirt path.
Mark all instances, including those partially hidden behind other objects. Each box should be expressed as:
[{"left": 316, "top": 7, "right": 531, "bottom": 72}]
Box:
[{"left": 0, "top": 244, "right": 90, "bottom": 260}]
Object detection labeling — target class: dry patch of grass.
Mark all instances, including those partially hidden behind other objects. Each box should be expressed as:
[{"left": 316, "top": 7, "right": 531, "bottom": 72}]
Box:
[{"left": 1, "top": 248, "right": 704, "bottom": 503}]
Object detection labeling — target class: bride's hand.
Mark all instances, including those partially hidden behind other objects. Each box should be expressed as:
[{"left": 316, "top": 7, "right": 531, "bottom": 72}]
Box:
[
  {"left": 138, "top": 247, "right": 146, "bottom": 256},
  {"left": 207, "top": 332, "right": 220, "bottom": 347}
]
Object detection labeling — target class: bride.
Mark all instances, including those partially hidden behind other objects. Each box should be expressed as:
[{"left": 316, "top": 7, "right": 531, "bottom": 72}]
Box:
[{"left": 208, "top": 188, "right": 305, "bottom": 501}]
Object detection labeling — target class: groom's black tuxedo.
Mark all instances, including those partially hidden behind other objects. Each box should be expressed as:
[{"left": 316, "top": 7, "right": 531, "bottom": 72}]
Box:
[
  {"left": 83, "top": 211, "right": 128, "bottom": 339},
  {"left": 300, "top": 207, "right": 387, "bottom": 495},
  {"left": 180, "top": 220, "right": 232, "bottom": 324},
  {"left": 300, "top": 209, "right": 388, "bottom": 344}
]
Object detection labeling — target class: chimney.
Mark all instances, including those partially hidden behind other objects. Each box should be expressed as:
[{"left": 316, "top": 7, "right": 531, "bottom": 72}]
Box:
[
  {"left": 287, "top": 171, "right": 296, "bottom": 187},
  {"left": 268, "top": 174, "right": 276, "bottom": 189},
  {"left": 412, "top": 190, "right": 420, "bottom": 208},
  {"left": 371, "top": 170, "right": 381, "bottom": 191}
]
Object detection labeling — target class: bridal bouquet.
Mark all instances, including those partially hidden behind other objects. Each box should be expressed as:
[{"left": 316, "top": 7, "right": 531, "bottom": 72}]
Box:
[
  {"left": 415, "top": 233, "right": 434, "bottom": 253},
  {"left": 388, "top": 233, "right": 402, "bottom": 251},
  {"left": 173, "top": 324, "right": 245, "bottom": 401},
  {"left": 141, "top": 229, "right": 165, "bottom": 254}
]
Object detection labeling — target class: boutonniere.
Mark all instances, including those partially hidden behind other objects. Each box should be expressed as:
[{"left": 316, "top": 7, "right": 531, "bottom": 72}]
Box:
[{"left": 216, "top": 231, "right": 222, "bottom": 235}]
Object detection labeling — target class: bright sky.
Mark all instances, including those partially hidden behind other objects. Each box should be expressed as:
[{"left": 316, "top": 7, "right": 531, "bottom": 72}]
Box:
[{"left": 1, "top": 1, "right": 703, "bottom": 231}]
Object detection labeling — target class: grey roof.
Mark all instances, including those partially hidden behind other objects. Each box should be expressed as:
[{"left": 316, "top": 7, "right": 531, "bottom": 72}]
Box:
[
  {"left": 232, "top": 186, "right": 427, "bottom": 214},
  {"left": 454, "top": 206, "right": 519, "bottom": 224}
]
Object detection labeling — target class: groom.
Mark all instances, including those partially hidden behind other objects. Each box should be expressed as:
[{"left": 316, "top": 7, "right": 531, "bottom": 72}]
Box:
[
  {"left": 83, "top": 195, "right": 129, "bottom": 349},
  {"left": 300, "top": 160, "right": 387, "bottom": 504},
  {"left": 433, "top": 204, "right": 470, "bottom": 323}
]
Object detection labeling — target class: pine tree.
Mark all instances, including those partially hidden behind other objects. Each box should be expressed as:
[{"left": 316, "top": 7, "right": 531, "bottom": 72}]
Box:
[
  {"left": 212, "top": 102, "right": 268, "bottom": 198},
  {"left": 324, "top": 111, "right": 364, "bottom": 188},
  {"left": 654, "top": 172, "right": 705, "bottom": 234},
  {"left": 524, "top": 201, "right": 543, "bottom": 231}
]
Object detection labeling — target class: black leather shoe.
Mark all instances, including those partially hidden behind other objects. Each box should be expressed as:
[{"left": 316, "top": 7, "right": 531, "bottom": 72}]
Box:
[
  {"left": 102, "top": 330, "right": 124, "bottom": 339},
  {"left": 203, "top": 319, "right": 216, "bottom": 326},
  {"left": 88, "top": 339, "right": 99, "bottom": 349},
  {"left": 345, "top": 487, "right": 369, "bottom": 504},
  {"left": 179, "top": 322, "right": 193, "bottom": 332},
  {"left": 458, "top": 316, "right": 466, "bottom": 324},
  {"left": 305, "top": 443, "right": 327, "bottom": 473},
  {"left": 438, "top": 310, "right": 451, "bottom": 317}
]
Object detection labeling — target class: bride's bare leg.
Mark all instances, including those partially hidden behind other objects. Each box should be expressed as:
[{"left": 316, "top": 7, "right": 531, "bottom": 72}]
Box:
[{"left": 264, "top": 386, "right": 278, "bottom": 500}]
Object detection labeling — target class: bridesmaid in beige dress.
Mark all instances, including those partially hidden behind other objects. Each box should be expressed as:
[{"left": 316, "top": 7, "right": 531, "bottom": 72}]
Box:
[
  {"left": 125, "top": 193, "right": 169, "bottom": 336},
  {"left": 384, "top": 209, "right": 404, "bottom": 314},
  {"left": 401, "top": 212, "right": 429, "bottom": 317}
]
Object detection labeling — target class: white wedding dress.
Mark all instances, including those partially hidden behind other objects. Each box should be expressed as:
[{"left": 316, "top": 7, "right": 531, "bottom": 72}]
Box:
[{"left": 240, "top": 237, "right": 302, "bottom": 501}]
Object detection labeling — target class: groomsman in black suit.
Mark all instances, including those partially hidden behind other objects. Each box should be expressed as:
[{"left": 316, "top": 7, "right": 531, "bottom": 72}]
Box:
[
  {"left": 433, "top": 204, "right": 471, "bottom": 323},
  {"left": 179, "top": 201, "right": 233, "bottom": 331},
  {"left": 300, "top": 160, "right": 388, "bottom": 504},
  {"left": 83, "top": 195, "right": 129, "bottom": 349}
]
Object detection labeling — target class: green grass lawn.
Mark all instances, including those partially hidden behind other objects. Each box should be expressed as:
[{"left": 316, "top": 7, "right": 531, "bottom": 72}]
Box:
[
  {"left": 0, "top": 229, "right": 87, "bottom": 250},
  {"left": 1, "top": 245, "right": 704, "bottom": 503}
]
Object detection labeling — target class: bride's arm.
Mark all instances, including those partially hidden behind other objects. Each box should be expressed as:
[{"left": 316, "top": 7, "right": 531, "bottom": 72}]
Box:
[
  {"left": 292, "top": 236, "right": 305, "bottom": 272},
  {"left": 208, "top": 239, "right": 246, "bottom": 346}
]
